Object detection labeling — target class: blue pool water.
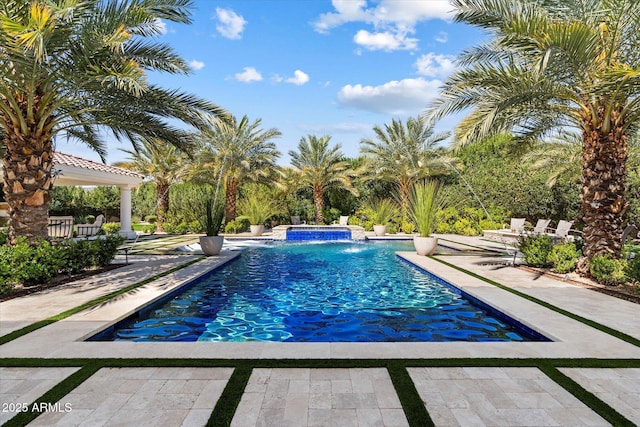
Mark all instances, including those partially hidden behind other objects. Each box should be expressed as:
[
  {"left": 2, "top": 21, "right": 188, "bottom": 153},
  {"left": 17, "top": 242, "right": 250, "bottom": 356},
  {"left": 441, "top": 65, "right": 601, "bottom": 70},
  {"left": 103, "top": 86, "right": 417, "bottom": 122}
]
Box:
[{"left": 94, "top": 241, "right": 548, "bottom": 342}]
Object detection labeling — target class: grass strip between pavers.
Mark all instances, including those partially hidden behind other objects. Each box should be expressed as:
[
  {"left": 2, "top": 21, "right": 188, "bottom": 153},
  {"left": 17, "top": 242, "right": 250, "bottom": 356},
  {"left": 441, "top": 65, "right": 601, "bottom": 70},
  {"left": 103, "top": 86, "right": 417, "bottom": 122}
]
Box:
[
  {"left": 0, "top": 256, "right": 204, "bottom": 346},
  {"left": 2, "top": 363, "right": 101, "bottom": 427},
  {"left": 0, "top": 358, "right": 637, "bottom": 426},
  {"left": 388, "top": 362, "right": 434, "bottom": 427},
  {"left": 539, "top": 364, "right": 636, "bottom": 426},
  {"left": 430, "top": 256, "right": 640, "bottom": 348},
  {"left": 207, "top": 367, "right": 252, "bottom": 427}
]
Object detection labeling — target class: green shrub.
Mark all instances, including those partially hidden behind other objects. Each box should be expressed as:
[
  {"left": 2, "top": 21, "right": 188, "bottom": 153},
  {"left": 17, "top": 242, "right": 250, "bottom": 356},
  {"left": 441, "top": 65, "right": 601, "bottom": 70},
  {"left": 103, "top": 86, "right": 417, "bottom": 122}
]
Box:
[
  {"left": 589, "top": 254, "right": 628, "bottom": 285},
  {"left": 94, "top": 235, "right": 125, "bottom": 267},
  {"left": 0, "top": 228, "right": 8, "bottom": 245},
  {"left": 146, "top": 215, "right": 157, "bottom": 224},
  {"left": 0, "top": 236, "right": 124, "bottom": 293},
  {"left": 452, "top": 218, "right": 478, "bottom": 236},
  {"left": 142, "top": 224, "right": 157, "bottom": 235},
  {"left": 401, "top": 221, "right": 414, "bottom": 234},
  {"left": 102, "top": 222, "right": 121, "bottom": 235},
  {"left": 434, "top": 206, "right": 502, "bottom": 236},
  {"left": 548, "top": 242, "right": 581, "bottom": 273},
  {"left": 59, "top": 239, "right": 97, "bottom": 274},
  {"left": 518, "top": 234, "right": 553, "bottom": 267},
  {"left": 386, "top": 223, "right": 398, "bottom": 234},
  {"left": 624, "top": 246, "right": 640, "bottom": 282},
  {"left": 225, "top": 218, "right": 249, "bottom": 234}
]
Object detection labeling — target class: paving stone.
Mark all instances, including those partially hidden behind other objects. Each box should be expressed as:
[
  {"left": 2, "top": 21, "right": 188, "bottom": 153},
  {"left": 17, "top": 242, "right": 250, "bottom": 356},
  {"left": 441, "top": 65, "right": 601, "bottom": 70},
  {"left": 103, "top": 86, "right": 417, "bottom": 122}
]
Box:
[
  {"left": 25, "top": 367, "right": 232, "bottom": 427},
  {"left": 0, "top": 367, "right": 79, "bottom": 425},
  {"left": 231, "top": 368, "right": 407, "bottom": 427},
  {"left": 408, "top": 367, "right": 610, "bottom": 427},
  {"left": 560, "top": 368, "right": 640, "bottom": 426}
]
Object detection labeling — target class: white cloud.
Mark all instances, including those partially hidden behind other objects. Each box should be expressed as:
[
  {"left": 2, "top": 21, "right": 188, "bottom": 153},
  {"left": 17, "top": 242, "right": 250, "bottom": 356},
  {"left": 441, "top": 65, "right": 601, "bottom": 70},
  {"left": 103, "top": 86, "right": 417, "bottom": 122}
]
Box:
[
  {"left": 313, "top": 0, "right": 452, "bottom": 33},
  {"left": 435, "top": 31, "right": 448, "bottom": 43},
  {"left": 353, "top": 29, "right": 418, "bottom": 51},
  {"left": 337, "top": 78, "right": 442, "bottom": 115},
  {"left": 234, "top": 67, "right": 263, "bottom": 83},
  {"left": 312, "top": 0, "right": 370, "bottom": 34},
  {"left": 286, "top": 70, "right": 310, "bottom": 85},
  {"left": 154, "top": 19, "right": 168, "bottom": 35},
  {"left": 415, "top": 53, "right": 456, "bottom": 79},
  {"left": 215, "top": 7, "right": 247, "bottom": 40},
  {"left": 189, "top": 60, "right": 205, "bottom": 71},
  {"left": 313, "top": 0, "right": 453, "bottom": 52},
  {"left": 299, "top": 122, "right": 372, "bottom": 134}
]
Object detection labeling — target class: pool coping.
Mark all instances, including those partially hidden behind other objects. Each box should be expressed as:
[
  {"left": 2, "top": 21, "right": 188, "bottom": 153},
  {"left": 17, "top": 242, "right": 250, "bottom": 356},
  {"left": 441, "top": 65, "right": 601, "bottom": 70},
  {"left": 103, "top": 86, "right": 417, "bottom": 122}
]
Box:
[{"left": 1, "top": 246, "right": 639, "bottom": 361}]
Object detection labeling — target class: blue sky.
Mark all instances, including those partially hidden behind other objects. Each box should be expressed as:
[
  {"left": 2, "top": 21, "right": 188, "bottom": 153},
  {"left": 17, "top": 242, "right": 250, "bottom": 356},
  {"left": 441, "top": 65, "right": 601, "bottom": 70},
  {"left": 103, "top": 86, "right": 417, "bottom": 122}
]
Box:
[{"left": 56, "top": 0, "right": 483, "bottom": 165}]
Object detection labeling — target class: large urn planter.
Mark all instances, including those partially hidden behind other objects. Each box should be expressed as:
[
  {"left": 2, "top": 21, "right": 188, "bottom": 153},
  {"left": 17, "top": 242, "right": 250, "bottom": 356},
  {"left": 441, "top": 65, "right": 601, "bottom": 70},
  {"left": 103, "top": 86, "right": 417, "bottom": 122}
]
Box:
[
  {"left": 413, "top": 236, "right": 438, "bottom": 256},
  {"left": 373, "top": 225, "right": 387, "bottom": 236},
  {"left": 199, "top": 235, "right": 224, "bottom": 256},
  {"left": 250, "top": 224, "right": 264, "bottom": 236}
]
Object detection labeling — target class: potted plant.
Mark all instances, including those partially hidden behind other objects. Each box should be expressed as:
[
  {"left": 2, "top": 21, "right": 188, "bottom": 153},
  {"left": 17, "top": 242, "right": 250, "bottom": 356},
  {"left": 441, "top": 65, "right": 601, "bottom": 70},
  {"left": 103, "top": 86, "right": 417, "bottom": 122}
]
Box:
[
  {"left": 368, "top": 199, "right": 398, "bottom": 236},
  {"left": 409, "top": 180, "right": 443, "bottom": 255},
  {"left": 199, "top": 198, "right": 225, "bottom": 255},
  {"left": 237, "top": 192, "right": 278, "bottom": 236}
]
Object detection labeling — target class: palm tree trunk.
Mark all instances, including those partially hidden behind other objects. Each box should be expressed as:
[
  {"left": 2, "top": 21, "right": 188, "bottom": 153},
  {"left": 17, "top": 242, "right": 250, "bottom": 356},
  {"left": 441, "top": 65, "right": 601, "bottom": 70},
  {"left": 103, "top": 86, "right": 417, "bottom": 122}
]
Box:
[
  {"left": 2, "top": 129, "right": 54, "bottom": 245},
  {"left": 313, "top": 184, "right": 324, "bottom": 223},
  {"left": 156, "top": 181, "right": 170, "bottom": 224},
  {"left": 580, "top": 119, "right": 628, "bottom": 265},
  {"left": 398, "top": 177, "right": 413, "bottom": 217},
  {"left": 225, "top": 177, "right": 238, "bottom": 222}
]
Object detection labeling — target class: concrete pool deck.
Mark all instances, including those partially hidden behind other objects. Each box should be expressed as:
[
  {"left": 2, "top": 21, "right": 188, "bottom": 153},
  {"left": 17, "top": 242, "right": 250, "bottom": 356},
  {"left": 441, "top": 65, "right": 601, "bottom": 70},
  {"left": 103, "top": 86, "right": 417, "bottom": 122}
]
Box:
[{"left": 1, "top": 235, "right": 639, "bottom": 426}]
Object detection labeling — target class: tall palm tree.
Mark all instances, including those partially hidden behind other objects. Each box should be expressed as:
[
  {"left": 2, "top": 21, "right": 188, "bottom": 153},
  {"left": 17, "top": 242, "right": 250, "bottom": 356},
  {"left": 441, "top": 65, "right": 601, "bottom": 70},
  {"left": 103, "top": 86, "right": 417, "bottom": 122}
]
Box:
[
  {"left": 428, "top": 0, "right": 640, "bottom": 264},
  {"left": 360, "top": 116, "right": 451, "bottom": 214},
  {"left": 115, "top": 140, "right": 189, "bottom": 224},
  {"left": 192, "top": 115, "right": 281, "bottom": 222},
  {"left": 288, "top": 135, "right": 358, "bottom": 223},
  {"left": 0, "top": 0, "right": 227, "bottom": 244}
]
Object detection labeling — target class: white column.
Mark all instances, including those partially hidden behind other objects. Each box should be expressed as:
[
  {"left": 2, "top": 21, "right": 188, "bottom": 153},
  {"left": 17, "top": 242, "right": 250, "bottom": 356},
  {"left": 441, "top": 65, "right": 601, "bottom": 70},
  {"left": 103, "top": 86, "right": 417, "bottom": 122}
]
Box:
[{"left": 119, "top": 185, "right": 136, "bottom": 238}]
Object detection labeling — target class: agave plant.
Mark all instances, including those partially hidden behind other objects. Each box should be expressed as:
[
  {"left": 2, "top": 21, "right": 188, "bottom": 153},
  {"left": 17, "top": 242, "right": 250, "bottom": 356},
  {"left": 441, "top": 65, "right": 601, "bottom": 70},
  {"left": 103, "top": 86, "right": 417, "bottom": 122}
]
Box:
[{"left": 409, "top": 180, "right": 444, "bottom": 237}]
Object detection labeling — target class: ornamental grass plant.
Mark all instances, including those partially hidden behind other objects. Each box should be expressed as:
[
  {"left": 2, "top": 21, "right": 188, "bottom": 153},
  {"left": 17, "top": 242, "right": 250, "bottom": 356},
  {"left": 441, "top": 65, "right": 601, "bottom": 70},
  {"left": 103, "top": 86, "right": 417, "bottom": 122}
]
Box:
[
  {"left": 367, "top": 199, "right": 398, "bottom": 226},
  {"left": 237, "top": 193, "right": 278, "bottom": 226},
  {"left": 409, "top": 180, "right": 444, "bottom": 237}
]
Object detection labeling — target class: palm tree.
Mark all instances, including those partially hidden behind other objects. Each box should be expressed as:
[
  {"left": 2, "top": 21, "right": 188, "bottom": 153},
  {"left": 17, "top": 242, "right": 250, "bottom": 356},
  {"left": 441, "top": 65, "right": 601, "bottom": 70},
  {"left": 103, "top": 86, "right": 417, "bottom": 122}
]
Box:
[
  {"left": 360, "top": 116, "right": 451, "bottom": 214},
  {"left": 115, "top": 140, "right": 189, "bottom": 224},
  {"left": 0, "top": 0, "right": 227, "bottom": 244},
  {"left": 428, "top": 0, "right": 640, "bottom": 264},
  {"left": 524, "top": 132, "right": 583, "bottom": 188},
  {"left": 192, "top": 115, "right": 281, "bottom": 222},
  {"left": 288, "top": 135, "right": 358, "bottom": 223}
]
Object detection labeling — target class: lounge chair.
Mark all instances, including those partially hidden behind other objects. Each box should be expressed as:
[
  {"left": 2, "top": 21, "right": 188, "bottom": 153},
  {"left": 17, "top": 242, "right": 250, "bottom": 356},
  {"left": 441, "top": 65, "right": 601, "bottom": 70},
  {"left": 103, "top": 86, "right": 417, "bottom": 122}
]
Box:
[
  {"left": 483, "top": 217, "right": 526, "bottom": 241},
  {"left": 529, "top": 219, "right": 551, "bottom": 235},
  {"left": 291, "top": 216, "right": 303, "bottom": 225},
  {"left": 47, "top": 216, "right": 74, "bottom": 240},
  {"left": 76, "top": 214, "right": 104, "bottom": 237},
  {"left": 546, "top": 220, "right": 581, "bottom": 241},
  {"left": 339, "top": 215, "right": 349, "bottom": 226},
  {"left": 117, "top": 233, "right": 139, "bottom": 265}
]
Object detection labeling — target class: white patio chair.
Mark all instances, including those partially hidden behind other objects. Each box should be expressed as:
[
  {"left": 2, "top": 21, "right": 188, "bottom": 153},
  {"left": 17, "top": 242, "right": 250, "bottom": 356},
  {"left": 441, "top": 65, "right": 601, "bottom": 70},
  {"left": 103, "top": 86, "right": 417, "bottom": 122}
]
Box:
[
  {"left": 76, "top": 214, "right": 105, "bottom": 237},
  {"left": 529, "top": 219, "right": 551, "bottom": 235},
  {"left": 339, "top": 215, "right": 349, "bottom": 226}
]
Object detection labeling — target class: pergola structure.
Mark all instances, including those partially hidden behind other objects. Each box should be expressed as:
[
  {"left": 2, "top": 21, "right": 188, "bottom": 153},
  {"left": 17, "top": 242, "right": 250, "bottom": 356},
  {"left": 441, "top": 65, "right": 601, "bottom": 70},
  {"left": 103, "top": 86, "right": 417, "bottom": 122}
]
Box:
[
  {"left": 1, "top": 151, "right": 144, "bottom": 237},
  {"left": 50, "top": 152, "right": 144, "bottom": 238}
]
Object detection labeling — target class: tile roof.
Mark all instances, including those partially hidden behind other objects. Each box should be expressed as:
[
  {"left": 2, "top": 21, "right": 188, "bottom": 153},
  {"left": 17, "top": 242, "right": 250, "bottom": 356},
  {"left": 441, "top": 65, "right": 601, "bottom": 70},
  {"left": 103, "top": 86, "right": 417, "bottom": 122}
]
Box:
[{"left": 53, "top": 151, "right": 144, "bottom": 179}]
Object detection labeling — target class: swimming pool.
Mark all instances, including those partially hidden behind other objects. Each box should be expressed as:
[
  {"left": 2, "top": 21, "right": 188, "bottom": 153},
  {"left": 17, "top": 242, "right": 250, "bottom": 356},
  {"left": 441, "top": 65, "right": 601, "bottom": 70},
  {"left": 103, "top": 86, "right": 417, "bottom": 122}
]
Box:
[{"left": 92, "top": 241, "right": 548, "bottom": 342}]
